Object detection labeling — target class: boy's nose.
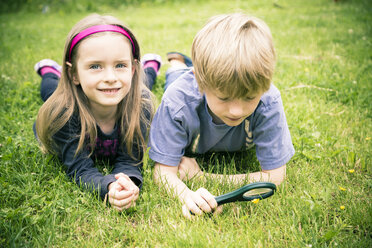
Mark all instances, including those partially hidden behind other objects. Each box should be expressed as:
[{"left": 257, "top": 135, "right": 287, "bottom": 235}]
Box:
[{"left": 228, "top": 100, "right": 244, "bottom": 117}]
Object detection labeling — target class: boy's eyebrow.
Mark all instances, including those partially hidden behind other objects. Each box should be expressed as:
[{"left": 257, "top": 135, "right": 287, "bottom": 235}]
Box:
[{"left": 216, "top": 91, "right": 258, "bottom": 100}]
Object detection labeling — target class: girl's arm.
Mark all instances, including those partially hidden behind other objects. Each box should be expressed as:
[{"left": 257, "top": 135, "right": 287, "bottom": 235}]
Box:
[
  {"left": 53, "top": 117, "right": 117, "bottom": 199},
  {"left": 111, "top": 144, "right": 143, "bottom": 189},
  {"left": 110, "top": 98, "right": 153, "bottom": 189}
]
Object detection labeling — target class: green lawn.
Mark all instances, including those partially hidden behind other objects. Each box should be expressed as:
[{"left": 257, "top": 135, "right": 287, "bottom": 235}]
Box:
[{"left": 1, "top": 0, "right": 371, "bottom": 247}]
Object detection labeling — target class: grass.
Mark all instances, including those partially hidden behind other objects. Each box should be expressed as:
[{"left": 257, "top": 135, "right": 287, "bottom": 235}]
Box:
[{"left": 0, "top": 0, "right": 371, "bottom": 247}]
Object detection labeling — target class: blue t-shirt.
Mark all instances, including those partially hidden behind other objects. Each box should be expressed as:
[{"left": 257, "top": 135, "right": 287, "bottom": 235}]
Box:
[{"left": 149, "top": 70, "right": 295, "bottom": 170}]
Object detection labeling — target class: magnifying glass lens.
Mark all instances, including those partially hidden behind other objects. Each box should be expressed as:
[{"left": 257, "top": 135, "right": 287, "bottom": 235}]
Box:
[{"left": 243, "top": 188, "right": 273, "bottom": 197}]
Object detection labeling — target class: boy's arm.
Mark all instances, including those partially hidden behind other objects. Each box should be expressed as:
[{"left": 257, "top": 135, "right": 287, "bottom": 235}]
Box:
[
  {"left": 251, "top": 165, "right": 286, "bottom": 185},
  {"left": 178, "top": 156, "right": 286, "bottom": 185},
  {"left": 153, "top": 162, "right": 218, "bottom": 217},
  {"left": 205, "top": 164, "right": 286, "bottom": 185}
]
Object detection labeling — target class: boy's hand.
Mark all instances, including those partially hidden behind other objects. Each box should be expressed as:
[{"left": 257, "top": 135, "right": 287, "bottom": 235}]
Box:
[
  {"left": 178, "top": 156, "right": 203, "bottom": 180},
  {"left": 154, "top": 162, "right": 222, "bottom": 219},
  {"left": 181, "top": 187, "right": 222, "bottom": 218},
  {"left": 108, "top": 173, "right": 139, "bottom": 212}
]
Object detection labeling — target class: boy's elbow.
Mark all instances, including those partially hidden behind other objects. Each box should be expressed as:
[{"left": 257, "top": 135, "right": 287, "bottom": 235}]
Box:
[
  {"left": 153, "top": 163, "right": 163, "bottom": 184},
  {"left": 153, "top": 162, "right": 178, "bottom": 185},
  {"left": 264, "top": 165, "right": 286, "bottom": 186}
]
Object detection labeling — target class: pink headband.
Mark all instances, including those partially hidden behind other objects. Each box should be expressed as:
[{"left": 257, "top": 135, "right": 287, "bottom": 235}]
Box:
[{"left": 68, "top": 24, "right": 135, "bottom": 61}]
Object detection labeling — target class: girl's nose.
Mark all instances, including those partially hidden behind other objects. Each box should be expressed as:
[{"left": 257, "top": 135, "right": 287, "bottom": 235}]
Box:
[{"left": 104, "top": 68, "right": 117, "bottom": 83}]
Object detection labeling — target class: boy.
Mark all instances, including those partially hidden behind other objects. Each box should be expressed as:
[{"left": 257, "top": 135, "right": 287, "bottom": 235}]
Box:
[{"left": 149, "top": 13, "right": 295, "bottom": 218}]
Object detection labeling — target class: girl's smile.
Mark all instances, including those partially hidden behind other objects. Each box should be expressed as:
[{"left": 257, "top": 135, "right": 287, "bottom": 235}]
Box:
[{"left": 98, "top": 87, "right": 121, "bottom": 94}]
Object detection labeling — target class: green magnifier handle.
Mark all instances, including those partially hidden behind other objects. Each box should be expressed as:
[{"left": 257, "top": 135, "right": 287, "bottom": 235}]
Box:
[{"left": 214, "top": 182, "right": 276, "bottom": 206}]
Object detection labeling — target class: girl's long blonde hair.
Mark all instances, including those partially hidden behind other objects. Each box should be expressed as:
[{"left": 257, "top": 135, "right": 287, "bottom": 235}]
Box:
[{"left": 36, "top": 14, "right": 153, "bottom": 160}]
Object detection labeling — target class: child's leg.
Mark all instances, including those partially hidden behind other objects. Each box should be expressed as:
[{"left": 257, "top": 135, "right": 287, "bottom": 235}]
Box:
[
  {"left": 142, "top": 54, "right": 162, "bottom": 91},
  {"left": 40, "top": 73, "right": 59, "bottom": 102},
  {"left": 164, "top": 52, "right": 192, "bottom": 91},
  {"left": 34, "top": 59, "right": 61, "bottom": 102},
  {"left": 144, "top": 67, "right": 157, "bottom": 91}
]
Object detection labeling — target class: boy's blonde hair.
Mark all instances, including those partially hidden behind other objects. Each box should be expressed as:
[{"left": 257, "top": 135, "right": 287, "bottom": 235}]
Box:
[
  {"left": 36, "top": 14, "right": 153, "bottom": 160},
  {"left": 192, "top": 13, "right": 275, "bottom": 97}
]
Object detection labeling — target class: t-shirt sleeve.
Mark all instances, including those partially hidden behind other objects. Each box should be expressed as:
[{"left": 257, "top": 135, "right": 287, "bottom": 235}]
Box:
[
  {"left": 53, "top": 116, "right": 116, "bottom": 200},
  {"left": 148, "top": 100, "right": 189, "bottom": 166},
  {"left": 252, "top": 96, "right": 295, "bottom": 170}
]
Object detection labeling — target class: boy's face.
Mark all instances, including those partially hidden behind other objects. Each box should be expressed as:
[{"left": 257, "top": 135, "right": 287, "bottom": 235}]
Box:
[{"left": 204, "top": 88, "right": 262, "bottom": 126}]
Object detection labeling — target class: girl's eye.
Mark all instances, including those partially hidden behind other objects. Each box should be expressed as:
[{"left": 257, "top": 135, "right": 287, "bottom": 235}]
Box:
[
  {"left": 89, "top": 64, "right": 101, "bottom": 70},
  {"left": 116, "top": 63, "right": 126, "bottom": 69}
]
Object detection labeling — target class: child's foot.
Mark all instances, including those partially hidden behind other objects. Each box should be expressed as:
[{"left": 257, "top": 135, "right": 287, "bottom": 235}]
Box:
[
  {"left": 167, "top": 52, "right": 193, "bottom": 67},
  {"left": 34, "top": 59, "right": 62, "bottom": 78},
  {"left": 142, "top": 54, "right": 162, "bottom": 75}
]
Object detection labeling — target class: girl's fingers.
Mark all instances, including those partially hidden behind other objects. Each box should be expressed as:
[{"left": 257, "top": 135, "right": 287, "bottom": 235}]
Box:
[
  {"left": 115, "top": 173, "right": 130, "bottom": 180},
  {"left": 109, "top": 188, "right": 134, "bottom": 200},
  {"left": 132, "top": 191, "right": 139, "bottom": 202},
  {"left": 112, "top": 205, "right": 125, "bottom": 212},
  {"left": 109, "top": 175, "right": 139, "bottom": 211},
  {"left": 117, "top": 176, "right": 135, "bottom": 190},
  {"left": 110, "top": 194, "right": 135, "bottom": 208},
  {"left": 117, "top": 177, "right": 139, "bottom": 197}
]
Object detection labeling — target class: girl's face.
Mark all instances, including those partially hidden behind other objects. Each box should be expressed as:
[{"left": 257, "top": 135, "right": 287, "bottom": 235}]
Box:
[{"left": 73, "top": 33, "right": 134, "bottom": 113}]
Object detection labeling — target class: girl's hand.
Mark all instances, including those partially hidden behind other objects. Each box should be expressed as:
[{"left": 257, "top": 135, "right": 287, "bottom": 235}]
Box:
[
  {"left": 108, "top": 173, "right": 139, "bottom": 211},
  {"left": 178, "top": 156, "right": 203, "bottom": 180}
]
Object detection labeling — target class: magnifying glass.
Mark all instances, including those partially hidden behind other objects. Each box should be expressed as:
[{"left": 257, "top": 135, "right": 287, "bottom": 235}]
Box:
[{"left": 215, "top": 182, "right": 276, "bottom": 205}]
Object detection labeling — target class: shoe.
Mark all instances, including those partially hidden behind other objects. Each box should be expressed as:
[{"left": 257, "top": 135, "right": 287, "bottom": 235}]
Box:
[
  {"left": 34, "top": 59, "right": 62, "bottom": 76},
  {"left": 142, "top": 53, "right": 162, "bottom": 74},
  {"left": 167, "top": 52, "right": 193, "bottom": 67}
]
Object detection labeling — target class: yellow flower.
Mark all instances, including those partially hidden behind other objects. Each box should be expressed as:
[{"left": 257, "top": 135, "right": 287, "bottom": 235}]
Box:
[
  {"left": 348, "top": 169, "right": 355, "bottom": 173},
  {"left": 252, "top": 199, "right": 260, "bottom": 204},
  {"left": 366, "top": 137, "right": 371, "bottom": 141},
  {"left": 339, "top": 186, "right": 346, "bottom": 191},
  {"left": 340, "top": 206, "right": 345, "bottom": 210}
]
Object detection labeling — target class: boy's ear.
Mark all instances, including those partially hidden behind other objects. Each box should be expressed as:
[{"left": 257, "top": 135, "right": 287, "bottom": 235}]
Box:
[{"left": 66, "top": 62, "right": 79, "bottom": 85}]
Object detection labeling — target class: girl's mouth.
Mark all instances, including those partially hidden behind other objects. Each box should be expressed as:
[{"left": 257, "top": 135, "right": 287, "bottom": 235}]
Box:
[{"left": 99, "top": 88, "right": 120, "bottom": 93}]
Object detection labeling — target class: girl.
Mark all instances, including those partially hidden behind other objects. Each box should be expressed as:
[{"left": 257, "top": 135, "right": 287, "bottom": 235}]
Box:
[{"left": 34, "top": 14, "right": 161, "bottom": 211}]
